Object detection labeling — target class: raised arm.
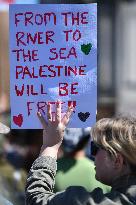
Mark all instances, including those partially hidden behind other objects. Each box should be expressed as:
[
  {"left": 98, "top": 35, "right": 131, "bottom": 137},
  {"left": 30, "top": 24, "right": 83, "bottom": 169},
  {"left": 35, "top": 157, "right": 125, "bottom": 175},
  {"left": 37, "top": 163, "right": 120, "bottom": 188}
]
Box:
[{"left": 25, "top": 102, "right": 75, "bottom": 205}]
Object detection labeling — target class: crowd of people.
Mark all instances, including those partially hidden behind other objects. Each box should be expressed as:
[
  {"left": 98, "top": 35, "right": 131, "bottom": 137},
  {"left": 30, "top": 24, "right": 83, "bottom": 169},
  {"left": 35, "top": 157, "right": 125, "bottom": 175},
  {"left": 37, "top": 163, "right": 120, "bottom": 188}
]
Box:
[
  {"left": 0, "top": 102, "right": 136, "bottom": 205},
  {"left": 25, "top": 103, "right": 136, "bottom": 205}
]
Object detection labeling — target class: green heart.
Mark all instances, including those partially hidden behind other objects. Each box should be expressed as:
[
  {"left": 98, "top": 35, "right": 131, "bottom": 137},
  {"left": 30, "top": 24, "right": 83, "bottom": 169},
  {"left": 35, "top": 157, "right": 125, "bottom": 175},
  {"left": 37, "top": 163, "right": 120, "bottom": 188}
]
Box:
[{"left": 81, "top": 43, "right": 92, "bottom": 55}]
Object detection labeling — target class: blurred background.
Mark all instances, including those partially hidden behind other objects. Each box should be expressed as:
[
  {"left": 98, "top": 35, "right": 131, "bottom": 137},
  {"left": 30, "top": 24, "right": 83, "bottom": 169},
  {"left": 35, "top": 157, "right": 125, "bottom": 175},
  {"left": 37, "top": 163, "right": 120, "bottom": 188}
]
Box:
[{"left": 0, "top": 0, "right": 136, "bottom": 204}]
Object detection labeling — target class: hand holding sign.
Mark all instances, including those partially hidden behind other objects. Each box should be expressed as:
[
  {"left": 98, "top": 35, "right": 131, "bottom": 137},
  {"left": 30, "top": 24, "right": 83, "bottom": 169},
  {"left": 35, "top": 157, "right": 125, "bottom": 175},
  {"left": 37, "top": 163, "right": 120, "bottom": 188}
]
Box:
[{"left": 38, "top": 102, "right": 74, "bottom": 151}]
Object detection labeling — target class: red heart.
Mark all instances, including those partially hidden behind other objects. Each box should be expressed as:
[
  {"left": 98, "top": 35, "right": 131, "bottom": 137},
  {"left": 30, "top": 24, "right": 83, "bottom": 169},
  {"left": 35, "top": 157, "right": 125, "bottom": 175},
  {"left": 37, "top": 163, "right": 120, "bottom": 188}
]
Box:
[{"left": 13, "top": 114, "right": 23, "bottom": 127}]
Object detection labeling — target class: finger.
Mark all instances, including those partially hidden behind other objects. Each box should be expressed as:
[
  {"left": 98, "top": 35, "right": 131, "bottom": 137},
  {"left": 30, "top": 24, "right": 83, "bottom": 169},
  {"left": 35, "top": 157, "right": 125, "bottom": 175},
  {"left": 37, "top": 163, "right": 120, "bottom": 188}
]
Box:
[
  {"left": 47, "top": 103, "right": 52, "bottom": 121},
  {"left": 37, "top": 112, "right": 48, "bottom": 128},
  {"left": 61, "top": 106, "right": 74, "bottom": 126},
  {"left": 56, "top": 101, "right": 61, "bottom": 122}
]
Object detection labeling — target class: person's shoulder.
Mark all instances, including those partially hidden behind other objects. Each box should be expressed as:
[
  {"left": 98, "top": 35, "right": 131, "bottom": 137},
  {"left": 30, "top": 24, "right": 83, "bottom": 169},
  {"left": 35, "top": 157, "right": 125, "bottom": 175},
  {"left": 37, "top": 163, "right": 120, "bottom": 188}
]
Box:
[
  {"left": 79, "top": 157, "right": 95, "bottom": 168},
  {"left": 64, "top": 186, "right": 106, "bottom": 204},
  {"left": 54, "top": 185, "right": 125, "bottom": 205},
  {"left": 66, "top": 186, "right": 91, "bottom": 200},
  {"left": 84, "top": 157, "right": 94, "bottom": 164}
]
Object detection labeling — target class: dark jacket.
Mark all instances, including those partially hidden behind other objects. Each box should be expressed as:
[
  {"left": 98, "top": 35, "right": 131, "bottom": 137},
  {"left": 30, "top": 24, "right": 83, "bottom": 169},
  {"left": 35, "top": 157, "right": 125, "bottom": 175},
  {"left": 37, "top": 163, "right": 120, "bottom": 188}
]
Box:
[{"left": 26, "top": 156, "right": 136, "bottom": 205}]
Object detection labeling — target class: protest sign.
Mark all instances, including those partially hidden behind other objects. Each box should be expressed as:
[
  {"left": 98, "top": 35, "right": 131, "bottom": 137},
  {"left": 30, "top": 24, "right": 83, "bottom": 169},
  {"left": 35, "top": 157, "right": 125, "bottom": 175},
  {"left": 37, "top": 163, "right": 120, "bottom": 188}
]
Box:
[{"left": 9, "top": 4, "right": 97, "bottom": 128}]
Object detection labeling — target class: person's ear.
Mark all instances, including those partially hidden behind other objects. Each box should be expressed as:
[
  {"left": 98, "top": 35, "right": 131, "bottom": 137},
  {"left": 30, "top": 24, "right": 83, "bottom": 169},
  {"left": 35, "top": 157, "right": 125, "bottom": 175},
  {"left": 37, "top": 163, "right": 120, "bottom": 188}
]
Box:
[{"left": 113, "top": 153, "right": 124, "bottom": 170}]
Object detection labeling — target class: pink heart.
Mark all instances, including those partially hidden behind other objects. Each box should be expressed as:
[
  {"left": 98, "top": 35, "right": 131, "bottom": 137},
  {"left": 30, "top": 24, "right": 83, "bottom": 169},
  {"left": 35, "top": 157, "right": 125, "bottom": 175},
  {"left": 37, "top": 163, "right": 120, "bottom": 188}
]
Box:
[{"left": 13, "top": 114, "right": 23, "bottom": 127}]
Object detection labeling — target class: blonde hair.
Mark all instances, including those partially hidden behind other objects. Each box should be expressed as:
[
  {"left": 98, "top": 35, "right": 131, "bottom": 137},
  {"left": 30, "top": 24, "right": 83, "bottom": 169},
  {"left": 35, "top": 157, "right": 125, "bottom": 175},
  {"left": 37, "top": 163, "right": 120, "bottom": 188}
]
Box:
[{"left": 91, "top": 117, "right": 136, "bottom": 170}]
